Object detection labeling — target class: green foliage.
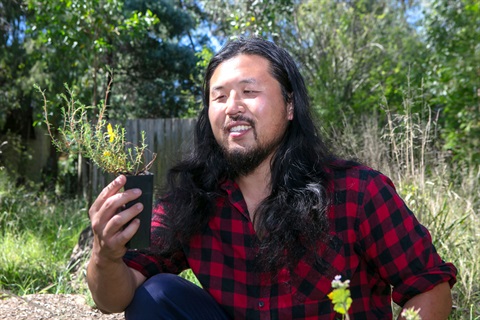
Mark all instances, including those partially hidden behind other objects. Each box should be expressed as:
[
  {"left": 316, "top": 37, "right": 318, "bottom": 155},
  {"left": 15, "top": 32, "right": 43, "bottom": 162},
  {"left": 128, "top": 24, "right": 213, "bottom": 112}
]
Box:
[
  {"left": 3, "top": 0, "right": 478, "bottom": 186},
  {"left": 195, "top": 46, "right": 214, "bottom": 69},
  {"left": 396, "top": 174, "right": 480, "bottom": 320},
  {"left": 25, "top": 0, "right": 203, "bottom": 119},
  {"left": 179, "top": 269, "right": 201, "bottom": 287},
  {"left": 1, "top": 232, "right": 73, "bottom": 294},
  {"left": 277, "top": 0, "right": 425, "bottom": 122},
  {"left": 107, "top": 0, "right": 205, "bottom": 118},
  {"left": 0, "top": 170, "right": 90, "bottom": 294},
  {"left": 422, "top": 0, "right": 480, "bottom": 164},
  {"left": 328, "top": 275, "right": 352, "bottom": 319},
  {"left": 200, "top": 0, "right": 294, "bottom": 38},
  {"left": 0, "top": 0, "right": 36, "bottom": 143},
  {"left": 0, "top": 131, "right": 32, "bottom": 179},
  {"left": 0, "top": 166, "right": 201, "bottom": 296},
  {"left": 37, "top": 82, "right": 156, "bottom": 175},
  {"left": 0, "top": 0, "right": 206, "bottom": 188},
  {"left": 401, "top": 307, "right": 422, "bottom": 320}
]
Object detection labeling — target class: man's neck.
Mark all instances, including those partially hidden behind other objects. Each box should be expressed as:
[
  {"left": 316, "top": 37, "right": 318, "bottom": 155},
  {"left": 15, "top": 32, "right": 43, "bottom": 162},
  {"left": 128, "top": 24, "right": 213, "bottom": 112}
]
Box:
[{"left": 235, "top": 158, "right": 272, "bottom": 223}]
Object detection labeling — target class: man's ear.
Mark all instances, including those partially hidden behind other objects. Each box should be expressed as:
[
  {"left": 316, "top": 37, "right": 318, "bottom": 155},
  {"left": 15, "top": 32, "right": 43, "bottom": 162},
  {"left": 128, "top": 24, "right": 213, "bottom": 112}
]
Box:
[{"left": 287, "top": 102, "right": 294, "bottom": 120}]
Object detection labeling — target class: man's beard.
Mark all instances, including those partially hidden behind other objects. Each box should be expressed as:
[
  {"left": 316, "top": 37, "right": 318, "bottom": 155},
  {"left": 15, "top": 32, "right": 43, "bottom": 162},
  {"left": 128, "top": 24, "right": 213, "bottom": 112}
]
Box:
[{"left": 220, "top": 136, "right": 283, "bottom": 177}]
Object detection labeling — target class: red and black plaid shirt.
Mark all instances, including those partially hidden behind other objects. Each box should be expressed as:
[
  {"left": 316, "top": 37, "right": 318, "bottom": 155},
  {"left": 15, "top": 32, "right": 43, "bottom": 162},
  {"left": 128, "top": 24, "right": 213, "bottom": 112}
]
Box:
[{"left": 124, "top": 163, "right": 457, "bottom": 319}]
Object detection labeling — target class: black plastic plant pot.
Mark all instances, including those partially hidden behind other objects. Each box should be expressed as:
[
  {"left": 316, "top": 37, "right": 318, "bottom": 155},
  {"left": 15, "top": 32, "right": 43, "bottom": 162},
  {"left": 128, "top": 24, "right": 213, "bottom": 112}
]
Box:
[{"left": 124, "top": 174, "right": 153, "bottom": 249}]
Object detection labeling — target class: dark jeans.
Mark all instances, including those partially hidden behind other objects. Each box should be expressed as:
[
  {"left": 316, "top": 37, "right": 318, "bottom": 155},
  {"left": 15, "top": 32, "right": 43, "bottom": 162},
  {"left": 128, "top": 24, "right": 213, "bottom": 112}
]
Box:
[{"left": 125, "top": 273, "right": 230, "bottom": 320}]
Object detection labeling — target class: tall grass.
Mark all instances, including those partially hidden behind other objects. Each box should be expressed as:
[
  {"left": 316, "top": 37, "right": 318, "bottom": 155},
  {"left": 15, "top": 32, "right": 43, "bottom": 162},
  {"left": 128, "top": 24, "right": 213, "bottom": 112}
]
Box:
[
  {"left": 328, "top": 85, "right": 479, "bottom": 319},
  {"left": 0, "top": 174, "right": 90, "bottom": 295}
]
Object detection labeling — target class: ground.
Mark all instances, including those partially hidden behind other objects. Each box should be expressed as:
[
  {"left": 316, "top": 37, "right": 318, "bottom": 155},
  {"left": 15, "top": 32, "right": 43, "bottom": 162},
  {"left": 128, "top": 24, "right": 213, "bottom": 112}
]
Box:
[
  {"left": 0, "top": 294, "right": 125, "bottom": 320},
  {"left": 0, "top": 228, "right": 124, "bottom": 319}
]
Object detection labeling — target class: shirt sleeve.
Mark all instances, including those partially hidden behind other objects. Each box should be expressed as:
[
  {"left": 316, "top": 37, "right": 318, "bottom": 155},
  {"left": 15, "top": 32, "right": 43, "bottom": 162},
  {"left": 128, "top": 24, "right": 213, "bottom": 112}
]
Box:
[
  {"left": 356, "top": 170, "right": 457, "bottom": 306},
  {"left": 123, "top": 201, "right": 189, "bottom": 279}
]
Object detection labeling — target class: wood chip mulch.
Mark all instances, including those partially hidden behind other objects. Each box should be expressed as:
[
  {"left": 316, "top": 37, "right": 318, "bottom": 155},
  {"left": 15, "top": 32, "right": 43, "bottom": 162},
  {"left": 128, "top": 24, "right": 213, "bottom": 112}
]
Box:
[{"left": 0, "top": 293, "right": 125, "bottom": 320}]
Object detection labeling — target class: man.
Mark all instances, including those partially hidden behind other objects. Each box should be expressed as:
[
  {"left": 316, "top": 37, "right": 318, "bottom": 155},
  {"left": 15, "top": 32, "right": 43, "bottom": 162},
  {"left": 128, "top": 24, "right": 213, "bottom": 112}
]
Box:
[{"left": 87, "top": 37, "right": 457, "bottom": 319}]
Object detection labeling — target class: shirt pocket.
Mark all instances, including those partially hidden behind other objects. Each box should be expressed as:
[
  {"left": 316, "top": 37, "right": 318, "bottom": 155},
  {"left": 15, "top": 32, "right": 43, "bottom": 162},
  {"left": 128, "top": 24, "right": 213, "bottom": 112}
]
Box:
[{"left": 291, "top": 235, "right": 348, "bottom": 303}]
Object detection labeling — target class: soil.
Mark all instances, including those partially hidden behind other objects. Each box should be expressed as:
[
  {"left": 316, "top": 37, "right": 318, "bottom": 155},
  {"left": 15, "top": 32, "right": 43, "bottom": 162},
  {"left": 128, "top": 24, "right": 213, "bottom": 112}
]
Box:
[{"left": 0, "top": 293, "right": 125, "bottom": 320}]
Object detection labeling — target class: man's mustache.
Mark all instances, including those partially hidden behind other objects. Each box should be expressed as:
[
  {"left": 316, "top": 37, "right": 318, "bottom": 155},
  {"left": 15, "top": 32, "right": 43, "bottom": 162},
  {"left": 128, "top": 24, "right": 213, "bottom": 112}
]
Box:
[{"left": 223, "top": 115, "right": 255, "bottom": 130}]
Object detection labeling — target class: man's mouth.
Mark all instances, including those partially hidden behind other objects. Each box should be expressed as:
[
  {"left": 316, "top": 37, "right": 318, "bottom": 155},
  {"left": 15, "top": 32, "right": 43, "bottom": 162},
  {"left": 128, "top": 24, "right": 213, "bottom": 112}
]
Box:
[
  {"left": 224, "top": 116, "right": 255, "bottom": 137},
  {"left": 229, "top": 125, "right": 251, "bottom": 133}
]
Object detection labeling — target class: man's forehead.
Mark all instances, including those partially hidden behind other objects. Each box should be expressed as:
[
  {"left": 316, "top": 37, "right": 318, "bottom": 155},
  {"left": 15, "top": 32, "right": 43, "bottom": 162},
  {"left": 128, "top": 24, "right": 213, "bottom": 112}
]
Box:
[
  {"left": 210, "top": 78, "right": 258, "bottom": 92},
  {"left": 212, "top": 54, "right": 270, "bottom": 74},
  {"left": 209, "top": 56, "right": 273, "bottom": 90}
]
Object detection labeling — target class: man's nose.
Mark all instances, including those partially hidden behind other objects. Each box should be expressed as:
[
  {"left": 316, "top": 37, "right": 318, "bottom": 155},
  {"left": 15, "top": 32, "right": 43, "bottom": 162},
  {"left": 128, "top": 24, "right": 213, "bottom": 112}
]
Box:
[{"left": 225, "top": 90, "right": 245, "bottom": 115}]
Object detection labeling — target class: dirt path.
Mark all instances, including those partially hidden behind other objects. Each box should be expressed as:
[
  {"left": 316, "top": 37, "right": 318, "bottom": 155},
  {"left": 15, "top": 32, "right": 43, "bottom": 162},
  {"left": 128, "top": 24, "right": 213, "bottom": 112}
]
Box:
[{"left": 0, "top": 293, "right": 124, "bottom": 320}]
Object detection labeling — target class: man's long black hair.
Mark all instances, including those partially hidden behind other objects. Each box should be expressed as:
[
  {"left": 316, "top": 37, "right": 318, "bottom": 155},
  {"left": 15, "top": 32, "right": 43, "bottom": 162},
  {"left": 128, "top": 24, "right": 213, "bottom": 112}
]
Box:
[{"left": 160, "top": 37, "right": 342, "bottom": 272}]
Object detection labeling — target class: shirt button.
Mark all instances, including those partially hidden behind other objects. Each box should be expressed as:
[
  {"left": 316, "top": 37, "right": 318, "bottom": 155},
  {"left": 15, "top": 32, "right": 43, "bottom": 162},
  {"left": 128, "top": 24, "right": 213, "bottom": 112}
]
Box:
[{"left": 258, "top": 301, "right": 264, "bottom": 308}]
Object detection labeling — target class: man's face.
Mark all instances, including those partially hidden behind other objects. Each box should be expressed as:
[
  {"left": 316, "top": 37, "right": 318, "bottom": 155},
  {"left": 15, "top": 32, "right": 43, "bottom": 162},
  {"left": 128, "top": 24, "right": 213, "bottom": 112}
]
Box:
[{"left": 208, "top": 54, "right": 293, "bottom": 175}]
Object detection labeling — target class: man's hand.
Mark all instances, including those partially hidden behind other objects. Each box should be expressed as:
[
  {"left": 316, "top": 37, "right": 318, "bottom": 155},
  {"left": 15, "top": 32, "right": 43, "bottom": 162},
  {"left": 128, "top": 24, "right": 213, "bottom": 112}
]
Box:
[
  {"left": 87, "top": 175, "right": 146, "bottom": 313},
  {"left": 398, "top": 282, "right": 453, "bottom": 320},
  {"left": 89, "top": 175, "right": 142, "bottom": 262}
]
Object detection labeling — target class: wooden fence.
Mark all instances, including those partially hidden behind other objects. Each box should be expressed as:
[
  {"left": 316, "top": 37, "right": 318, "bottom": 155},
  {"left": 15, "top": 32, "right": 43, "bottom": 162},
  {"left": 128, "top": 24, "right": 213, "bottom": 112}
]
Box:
[{"left": 86, "top": 118, "right": 197, "bottom": 198}]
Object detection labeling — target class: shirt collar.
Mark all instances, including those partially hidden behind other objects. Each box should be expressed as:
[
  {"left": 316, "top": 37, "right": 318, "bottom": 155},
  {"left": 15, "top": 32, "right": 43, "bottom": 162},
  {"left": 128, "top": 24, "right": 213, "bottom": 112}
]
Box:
[{"left": 219, "top": 178, "right": 250, "bottom": 220}]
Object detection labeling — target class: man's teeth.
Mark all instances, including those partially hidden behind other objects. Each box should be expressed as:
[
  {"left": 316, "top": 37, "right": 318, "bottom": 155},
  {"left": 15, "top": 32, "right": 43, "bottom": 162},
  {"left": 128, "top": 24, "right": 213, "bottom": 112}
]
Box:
[{"left": 230, "top": 125, "right": 251, "bottom": 132}]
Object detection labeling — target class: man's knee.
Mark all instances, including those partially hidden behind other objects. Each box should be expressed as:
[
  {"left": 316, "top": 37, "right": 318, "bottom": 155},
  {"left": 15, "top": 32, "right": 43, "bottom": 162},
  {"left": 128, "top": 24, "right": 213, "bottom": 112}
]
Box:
[
  {"left": 143, "top": 273, "right": 183, "bottom": 299},
  {"left": 125, "top": 273, "right": 228, "bottom": 320}
]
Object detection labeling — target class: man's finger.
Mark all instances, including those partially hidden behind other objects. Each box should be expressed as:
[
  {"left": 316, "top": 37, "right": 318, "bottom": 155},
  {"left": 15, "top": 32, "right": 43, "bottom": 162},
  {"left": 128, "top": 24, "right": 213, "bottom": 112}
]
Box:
[
  {"left": 103, "top": 202, "right": 143, "bottom": 239},
  {"left": 116, "top": 218, "right": 141, "bottom": 247},
  {"left": 95, "top": 188, "right": 142, "bottom": 228},
  {"left": 89, "top": 175, "right": 126, "bottom": 218}
]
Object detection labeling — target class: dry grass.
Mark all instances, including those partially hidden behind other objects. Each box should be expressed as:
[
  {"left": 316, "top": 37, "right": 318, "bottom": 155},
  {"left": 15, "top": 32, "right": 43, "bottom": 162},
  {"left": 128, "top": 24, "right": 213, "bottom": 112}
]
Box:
[{"left": 327, "top": 88, "right": 480, "bottom": 319}]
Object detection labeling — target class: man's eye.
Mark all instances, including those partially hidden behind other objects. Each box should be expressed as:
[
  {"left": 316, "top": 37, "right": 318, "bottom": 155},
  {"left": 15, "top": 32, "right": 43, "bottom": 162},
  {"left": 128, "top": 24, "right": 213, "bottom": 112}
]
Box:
[{"left": 212, "top": 95, "right": 225, "bottom": 101}]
